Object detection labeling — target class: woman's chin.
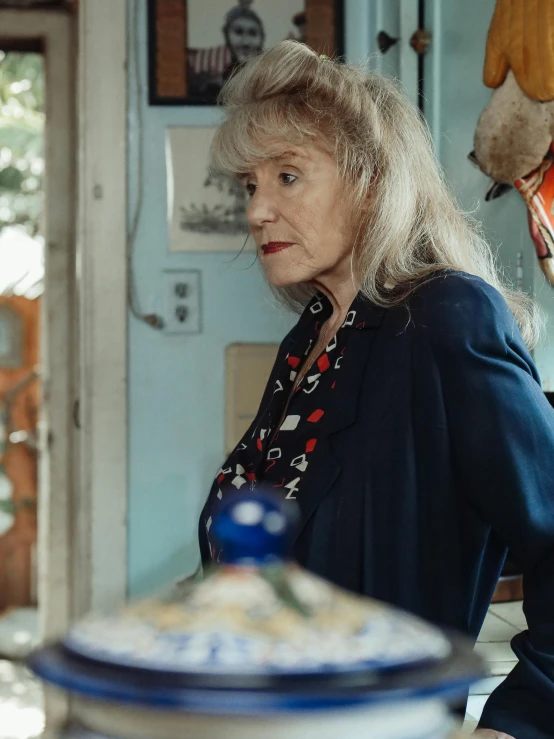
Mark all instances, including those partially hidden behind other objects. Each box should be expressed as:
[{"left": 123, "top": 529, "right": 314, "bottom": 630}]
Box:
[{"left": 263, "top": 269, "right": 304, "bottom": 289}]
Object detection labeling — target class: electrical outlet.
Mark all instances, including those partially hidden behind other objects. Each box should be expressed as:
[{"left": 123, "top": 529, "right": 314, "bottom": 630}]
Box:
[{"left": 163, "top": 269, "right": 201, "bottom": 334}]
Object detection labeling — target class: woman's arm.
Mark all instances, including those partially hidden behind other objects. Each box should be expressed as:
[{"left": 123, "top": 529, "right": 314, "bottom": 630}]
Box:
[{"left": 415, "top": 274, "right": 554, "bottom": 739}]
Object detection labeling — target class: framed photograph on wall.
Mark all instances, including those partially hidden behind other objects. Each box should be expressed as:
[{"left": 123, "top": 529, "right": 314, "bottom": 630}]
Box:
[
  {"left": 166, "top": 126, "right": 254, "bottom": 252},
  {"left": 148, "top": 0, "right": 344, "bottom": 106}
]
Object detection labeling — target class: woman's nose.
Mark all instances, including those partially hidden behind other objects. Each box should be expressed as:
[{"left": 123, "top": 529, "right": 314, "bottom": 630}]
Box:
[{"left": 246, "top": 191, "right": 278, "bottom": 228}]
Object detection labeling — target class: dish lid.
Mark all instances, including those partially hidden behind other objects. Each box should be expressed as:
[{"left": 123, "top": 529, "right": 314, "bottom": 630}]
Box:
[{"left": 61, "top": 492, "right": 452, "bottom": 679}]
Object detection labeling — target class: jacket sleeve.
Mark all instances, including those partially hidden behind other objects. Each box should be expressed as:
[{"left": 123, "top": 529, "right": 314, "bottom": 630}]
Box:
[{"left": 416, "top": 275, "right": 554, "bottom": 738}]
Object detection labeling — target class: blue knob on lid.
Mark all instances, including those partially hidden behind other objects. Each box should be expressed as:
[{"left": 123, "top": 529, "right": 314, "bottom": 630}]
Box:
[{"left": 212, "top": 491, "right": 298, "bottom": 565}]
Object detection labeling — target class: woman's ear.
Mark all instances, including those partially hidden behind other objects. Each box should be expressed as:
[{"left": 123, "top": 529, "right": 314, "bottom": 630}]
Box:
[{"left": 353, "top": 176, "right": 375, "bottom": 212}]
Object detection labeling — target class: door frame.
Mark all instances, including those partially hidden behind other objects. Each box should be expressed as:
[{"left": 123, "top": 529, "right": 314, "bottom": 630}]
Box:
[
  {"left": 73, "top": 0, "right": 128, "bottom": 619},
  {"left": 0, "top": 1, "right": 128, "bottom": 647}
]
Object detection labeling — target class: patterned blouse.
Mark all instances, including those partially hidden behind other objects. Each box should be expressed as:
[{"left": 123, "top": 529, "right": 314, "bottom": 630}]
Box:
[{"left": 199, "top": 292, "right": 372, "bottom": 563}]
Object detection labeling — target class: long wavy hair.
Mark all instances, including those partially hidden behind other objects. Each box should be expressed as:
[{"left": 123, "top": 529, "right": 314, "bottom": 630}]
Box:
[{"left": 210, "top": 40, "right": 540, "bottom": 348}]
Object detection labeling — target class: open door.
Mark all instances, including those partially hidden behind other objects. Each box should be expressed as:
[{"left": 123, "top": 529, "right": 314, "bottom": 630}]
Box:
[{"left": 0, "top": 8, "right": 75, "bottom": 640}]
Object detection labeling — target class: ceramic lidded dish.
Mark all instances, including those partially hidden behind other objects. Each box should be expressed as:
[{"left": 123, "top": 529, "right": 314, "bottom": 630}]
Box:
[{"left": 29, "top": 492, "right": 484, "bottom": 739}]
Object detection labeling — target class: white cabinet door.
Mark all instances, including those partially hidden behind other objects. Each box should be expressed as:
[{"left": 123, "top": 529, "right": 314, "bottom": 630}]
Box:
[
  {"left": 423, "top": 0, "right": 554, "bottom": 386},
  {"left": 346, "top": 1, "right": 422, "bottom": 105},
  {"left": 423, "top": 1, "right": 530, "bottom": 289},
  {"left": 345, "top": 0, "right": 401, "bottom": 79},
  {"left": 345, "top": 0, "right": 554, "bottom": 384},
  {"left": 347, "top": 0, "right": 531, "bottom": 291}
]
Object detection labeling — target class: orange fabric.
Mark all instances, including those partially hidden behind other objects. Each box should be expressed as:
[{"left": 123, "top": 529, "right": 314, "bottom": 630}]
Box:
[
  {"left": 514, "top": 147, "right": 554, "bottom": 286},
  {"left": 514, "top": 152, "right": 554, "bottom": 257},
  {"left": 484, "top": 0, "right": 554, "bottom": 101}
]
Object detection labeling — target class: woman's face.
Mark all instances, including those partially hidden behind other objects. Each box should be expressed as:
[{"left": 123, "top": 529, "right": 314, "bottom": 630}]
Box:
[
  {"left": 226, "top": 18, "right": 264, "bottom": 62},
  {"left": 242, "top": 142, "right": 356, "bottom": 289}
]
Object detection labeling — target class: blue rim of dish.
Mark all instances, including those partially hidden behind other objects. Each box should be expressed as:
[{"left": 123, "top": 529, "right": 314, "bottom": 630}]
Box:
[
  {"left": 27, "top": 635, "right": 484, "bottom": 714},
  {"left": 59, "top": 721, "right": 454, "bottom": 739},
  {"left": 62, "top": 630, "right": 450, "bottom": 678}
]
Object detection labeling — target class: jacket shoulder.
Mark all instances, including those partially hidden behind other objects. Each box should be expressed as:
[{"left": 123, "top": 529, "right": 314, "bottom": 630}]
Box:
[{"left": 408, "top": 271, "right": 517, "bottom": 341}]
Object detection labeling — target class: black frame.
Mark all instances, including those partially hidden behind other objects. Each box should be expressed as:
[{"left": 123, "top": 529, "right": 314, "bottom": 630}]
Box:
[{"left": 147, "top": 0, "right": 345, "bottom": 107}]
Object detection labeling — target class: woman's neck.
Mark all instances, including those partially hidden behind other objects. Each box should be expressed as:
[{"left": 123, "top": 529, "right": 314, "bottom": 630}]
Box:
[{"left": 312, "top": 274, "right": 359, "bottom": 333}]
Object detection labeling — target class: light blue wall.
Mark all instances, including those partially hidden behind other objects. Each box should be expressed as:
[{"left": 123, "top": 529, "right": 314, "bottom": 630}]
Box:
[{"left": 126, "top": 0, "right": 294, "bottom": 597}]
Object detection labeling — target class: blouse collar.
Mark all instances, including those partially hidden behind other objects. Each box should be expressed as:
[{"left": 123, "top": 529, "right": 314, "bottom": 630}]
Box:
[{"left": 304, "top": 291, "right": 385, "bottom": 331}]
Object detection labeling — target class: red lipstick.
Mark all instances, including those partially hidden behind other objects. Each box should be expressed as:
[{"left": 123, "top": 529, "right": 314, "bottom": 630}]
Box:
[{"left": 261, "top": 242, "right": 294, "bottom": 255}]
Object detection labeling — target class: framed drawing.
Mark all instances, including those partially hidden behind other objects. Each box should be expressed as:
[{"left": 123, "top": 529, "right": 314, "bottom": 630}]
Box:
[
  {"left": 166, "top": 125, "right": 254, "bottom": 252},
  {"left": 148, "top": 0, "right": 344, "bottom": 106}
]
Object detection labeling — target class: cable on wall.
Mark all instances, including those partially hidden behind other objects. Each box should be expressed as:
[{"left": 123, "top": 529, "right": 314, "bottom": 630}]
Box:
[{"left": 127, "top": 0, "right": 164, "bottom": 330}]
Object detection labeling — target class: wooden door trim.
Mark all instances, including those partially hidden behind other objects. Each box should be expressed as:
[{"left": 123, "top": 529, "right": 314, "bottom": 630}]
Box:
[{"left": 74, "top": 0, "right": 128, "bottom": 617}]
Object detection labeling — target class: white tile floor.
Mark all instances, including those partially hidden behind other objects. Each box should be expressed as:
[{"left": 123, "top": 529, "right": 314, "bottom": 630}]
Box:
[
  {"left": 0, "top": 609, "right": 43, "bottom": 739},
  {"left": 0, "top": 610, "right": 39, "bottom": 662},
  {"left": 462, "top": 600, "right": 525, "bottom": 734},
  {"left": 0, "top": 659, "right": 44, "bottom": 739},
  {"left": 0, "top": 603, "right": 526, "bottom": 738}
]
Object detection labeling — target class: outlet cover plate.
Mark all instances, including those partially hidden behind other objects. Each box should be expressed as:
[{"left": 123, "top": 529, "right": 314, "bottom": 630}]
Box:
[{"left": 163, "top": 269, "right": 201, "bottom": 334}]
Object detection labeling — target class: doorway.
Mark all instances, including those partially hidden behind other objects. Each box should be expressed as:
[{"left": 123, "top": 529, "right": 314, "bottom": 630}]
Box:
[
  {"left": 0, "top": 2, "right": 128, "bottom": 734},
  {"left": 0, "top": 49, "right": 44, "bottom": 619},
  {"left": 0, "top": 7, "right": 74, "bottom": 738}
]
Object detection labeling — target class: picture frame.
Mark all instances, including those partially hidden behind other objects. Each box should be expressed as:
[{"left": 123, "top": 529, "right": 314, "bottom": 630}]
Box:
[
  {"left": 166, "top": 125, "right": 253, "bottom": 253},
  {"left": 147, "top": 0, "right": 344, "bottom": 106},
  {"left": 0, "top": 0, "right": 75, "bottom": 9}
]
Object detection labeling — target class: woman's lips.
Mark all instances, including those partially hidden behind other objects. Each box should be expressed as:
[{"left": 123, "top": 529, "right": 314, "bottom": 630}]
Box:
[{"left": 261, "top": 242, "right": 294, "bottom": 255}]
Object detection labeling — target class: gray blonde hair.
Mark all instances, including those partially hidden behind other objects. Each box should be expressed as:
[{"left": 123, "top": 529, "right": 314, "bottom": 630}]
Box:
[{"left": 210, "top": 41, "right": 540, "bottom": 348}]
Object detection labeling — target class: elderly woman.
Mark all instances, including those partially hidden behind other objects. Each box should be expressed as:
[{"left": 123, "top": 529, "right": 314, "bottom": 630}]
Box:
[{"left": 198, "top": 41, "right": 554, "bottom": 738}]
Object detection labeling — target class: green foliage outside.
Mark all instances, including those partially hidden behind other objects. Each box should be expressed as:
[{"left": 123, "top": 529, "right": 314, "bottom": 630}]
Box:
[
  {"left": 0, "top": 51, "right": 44, "bottom": 236},
  {"left": 0, "top": 499, "right": 13, "bottom": 515}
]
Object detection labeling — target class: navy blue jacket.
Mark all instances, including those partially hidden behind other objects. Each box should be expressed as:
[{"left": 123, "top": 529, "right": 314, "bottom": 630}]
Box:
[{"left": 201, "top": 272, "right": 554, "bottom": 737}]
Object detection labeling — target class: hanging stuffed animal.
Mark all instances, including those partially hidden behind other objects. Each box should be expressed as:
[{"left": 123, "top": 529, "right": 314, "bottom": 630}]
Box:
[{"left": 472, "top": 0, "right": 554, "bottom": 287}]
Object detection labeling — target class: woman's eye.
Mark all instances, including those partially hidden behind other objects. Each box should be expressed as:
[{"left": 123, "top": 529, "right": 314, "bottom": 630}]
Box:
[
  {"left": 280, "top": 173, "right": 297, "bottom": 186},
  {"left": 245, "top": 183, "right": 256, "bottom": 197}
]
